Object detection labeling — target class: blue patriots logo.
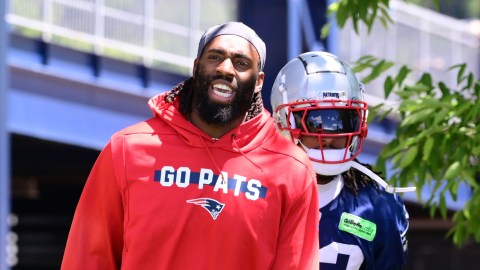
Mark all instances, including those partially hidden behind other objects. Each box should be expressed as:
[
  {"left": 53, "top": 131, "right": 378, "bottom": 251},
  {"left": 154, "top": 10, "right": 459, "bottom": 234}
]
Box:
[{"left": 186, "top": 198, "right": 225, "bottom": 220}]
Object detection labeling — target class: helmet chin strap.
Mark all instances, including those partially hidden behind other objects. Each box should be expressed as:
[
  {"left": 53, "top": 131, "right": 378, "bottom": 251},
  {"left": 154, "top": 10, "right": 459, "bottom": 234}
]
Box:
[
  {"left": 299, "top": 141, "right": 416, "bottom": 193},
  {"left": 349, "top": 162, "right": 416, "bottom": 193}
]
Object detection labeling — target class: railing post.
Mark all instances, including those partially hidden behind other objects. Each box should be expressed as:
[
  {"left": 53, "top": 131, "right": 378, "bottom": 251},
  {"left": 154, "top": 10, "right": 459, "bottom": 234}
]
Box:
[
  {"left": 94, "top": 0, "right": 105, "bottom": 55},
  {"left": 143, "top": 0, "right": 154, "bottom": 67},
  {"left": 189, "top": 0, "right": 200, "bottom": 66},
  {"left": 287, "top": 0, "right": 301, "bottom": 60},
  {"left": 0, "top": 0, "right": 12, "bottom": 269},
  {"left": 42, "top": 0, "right": 52, "bottom": 42},
  {"left": 326, "top": 0, "right": 339, "bottom": 55}
]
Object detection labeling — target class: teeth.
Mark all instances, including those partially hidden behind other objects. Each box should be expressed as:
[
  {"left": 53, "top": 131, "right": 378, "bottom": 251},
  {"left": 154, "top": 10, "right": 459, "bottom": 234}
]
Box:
[
  {"left": 213, "top": 89, "right": 232, "bottom": 98},
  {"left": 213, "top": 84, "right": 232, "bottom": 91},
  {"left": 212, "top": 84, "right": 233, "bottom": 98}
]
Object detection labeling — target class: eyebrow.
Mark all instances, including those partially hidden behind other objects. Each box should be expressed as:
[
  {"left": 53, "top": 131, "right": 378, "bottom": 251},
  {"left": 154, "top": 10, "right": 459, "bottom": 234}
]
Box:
[{"left": 206, "top": 48, "right": 252, "bottom": 62}]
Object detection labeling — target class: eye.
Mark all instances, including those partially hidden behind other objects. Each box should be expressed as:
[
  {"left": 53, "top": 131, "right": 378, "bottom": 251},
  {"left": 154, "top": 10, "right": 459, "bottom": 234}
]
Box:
[
  {"left": 207, "top": 54, "right": 222, "bottom": 61},
  {"left": 234, "top": 59, "right": 251, "bottom": 70},
  {"left": 236, "top": 60, "right": 248, "bottom": 67}
]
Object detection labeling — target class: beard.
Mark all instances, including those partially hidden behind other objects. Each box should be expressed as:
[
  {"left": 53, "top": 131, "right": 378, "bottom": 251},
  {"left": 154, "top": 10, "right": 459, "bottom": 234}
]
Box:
[{"left": 192, "top": 65, "right": 257, "bottom": 126}]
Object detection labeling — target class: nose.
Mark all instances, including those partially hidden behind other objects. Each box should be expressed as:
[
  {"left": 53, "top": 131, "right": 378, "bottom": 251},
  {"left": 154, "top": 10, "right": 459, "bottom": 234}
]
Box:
[
  {"left": 216, "top": 58, "right": 235, "bottom": 78},
  {"left": 321, "top": 137, "right": 334, "bottom": 148}
]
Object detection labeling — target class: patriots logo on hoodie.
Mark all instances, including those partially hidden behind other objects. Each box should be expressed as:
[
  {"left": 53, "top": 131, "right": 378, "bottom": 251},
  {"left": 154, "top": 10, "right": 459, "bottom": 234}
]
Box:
[{"left": 187, "top": 198, "right": 225, "bottom": 220}]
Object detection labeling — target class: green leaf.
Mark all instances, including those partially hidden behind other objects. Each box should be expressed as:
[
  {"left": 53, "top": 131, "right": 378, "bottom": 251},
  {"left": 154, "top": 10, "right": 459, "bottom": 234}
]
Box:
[
  {"left": 438, "top": 82, "right": 450, "bottom": 97},
  {"left": 439, "top": 195, "right": 447, "bottom": 219},
  {"left": 395, "top": 66, "right": 412, "bottom": 87},
  {"left": 418, "top": 73, "right": 433, "bottom": 89},
  {"left": 378, "top": 4, "right": 394, "bottom": 27},
  {"left": 320, "top": 24, "right": 330, "bottom": 39},
  {"left": 362, "top": 61, "right": 394, "bottom": 83},
  {"left": 353, "top": 63, "right": 372, "bottom": 74},
  {"left": 465, "top": 73, "right": 474, "bottom": 90},
  {"left": 463, "top": 207, "right": 471, "bottom": 221},
  {"left": 447, "top": 180, "right": 458, "bottom": 201},
  {"left": 384, "top": 76, "right": 394, "bottom": 98},
  {"left": 462, "top": 171, "right": 479, "bottom": 189},
  {"left": 416, "top": 162, "right": 427, "bottom": 188},
  {"left": 456, "top": 101, "right": 474, "bottom": 120},
  {"left": 404, "top": 84, "right": 430, "bottom": 93},
  {"left": 433, "top": 109, "right": 449, "bottom": 125},
  {"left": 401, "top": 108, "right": 435, "bottom": 127},
  {"left": 378, "top": 16, "right": 389, "bottom": 29},
  {"left": 356, "top": 55, "right": 376, "bottom": 64},
  {"left": 402, "top": 137, "right": 419, "bottom": 147},
  {"left": 443, "top": 161, "right": 461, "bottom": 181},
  {"left": 380, "top": 142, "right": 403, "bottom": 158},
  {"left": 417, "top": 97, "right": 442, "bottom": 109},
  {"left": 335, "top": 3, "right": 348, "bottom": 27},
  {"left": 466, "top": 103, "right": 480, "bottom": 124},
  {"left": 398, "top": 99, "right": 419, "bottom": 112},
  {"left": 358, "top": 1, "right": 368, "bottom": 21},
  {"left": 422, "top": 136, "right": 434, "bottom": 161},
  {"left": 451, "top": 63, "right": 466, "bottom": 84},
  {"left": 398, "top": 146, "right": 419, "bottom": 168},
  {"left": 326, "top": 2, "right": 338, "bottom": 16}
]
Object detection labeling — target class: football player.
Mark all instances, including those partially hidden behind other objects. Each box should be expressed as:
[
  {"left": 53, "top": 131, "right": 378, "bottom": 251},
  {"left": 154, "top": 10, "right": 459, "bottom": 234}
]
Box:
[{"left": 271, "top": 51, "right": 415, "bottom": 269}]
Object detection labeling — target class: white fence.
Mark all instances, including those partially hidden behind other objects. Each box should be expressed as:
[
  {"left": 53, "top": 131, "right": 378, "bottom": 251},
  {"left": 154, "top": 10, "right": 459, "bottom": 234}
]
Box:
[
  {"left": 7, "top": 0, "right": 480, "bottom": 95},
  {"left": 7, "top": 0, "right": 237, "bottom": 75},
  {"left": 337, "top": 0, "right": 480, "bottom": 100}
]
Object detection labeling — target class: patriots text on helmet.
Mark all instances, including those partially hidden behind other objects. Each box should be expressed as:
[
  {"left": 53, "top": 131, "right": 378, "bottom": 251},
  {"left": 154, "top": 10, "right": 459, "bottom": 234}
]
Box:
[{"left": 154, "top": 166, "right": 267, "bottom": 200}]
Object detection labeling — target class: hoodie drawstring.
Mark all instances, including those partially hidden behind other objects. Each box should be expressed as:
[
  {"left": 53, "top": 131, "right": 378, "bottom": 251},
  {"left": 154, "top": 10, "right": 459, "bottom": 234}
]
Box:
[
  {"left": 199, "top": 135, "right": 226, "bottom": 184},
  {"left": 197, "top": 134, "right": 268, "bottom": 184},
  {"left": 231, "top": 134, "right": 267, "bottom": 176}
]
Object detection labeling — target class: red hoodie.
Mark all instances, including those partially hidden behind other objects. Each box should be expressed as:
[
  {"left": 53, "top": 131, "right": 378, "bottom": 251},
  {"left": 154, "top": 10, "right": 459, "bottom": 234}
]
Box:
[{"left": 61, "top": 89, "right": 319, "bottom": 270}]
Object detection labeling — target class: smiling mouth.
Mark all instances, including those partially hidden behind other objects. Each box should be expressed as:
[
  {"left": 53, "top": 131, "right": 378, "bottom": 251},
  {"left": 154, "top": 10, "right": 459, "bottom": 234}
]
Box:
[{"left": 212, "top": 83, "right": 233, "bottom": 98}]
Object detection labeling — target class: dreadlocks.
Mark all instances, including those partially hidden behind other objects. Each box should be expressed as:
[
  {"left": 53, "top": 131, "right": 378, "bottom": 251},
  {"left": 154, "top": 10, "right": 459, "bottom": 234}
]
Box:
[
  {"left": 163, "top": 78, "right": 264, "bottom": 121},
  {"left": 341, "top": 159, "right": 380, "bottom": 195}
]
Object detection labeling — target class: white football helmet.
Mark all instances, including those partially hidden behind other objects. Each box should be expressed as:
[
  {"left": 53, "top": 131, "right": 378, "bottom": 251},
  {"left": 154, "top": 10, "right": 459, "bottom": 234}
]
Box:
[{"left": 271, "top": 51, "right": 368, "bottom": 176}]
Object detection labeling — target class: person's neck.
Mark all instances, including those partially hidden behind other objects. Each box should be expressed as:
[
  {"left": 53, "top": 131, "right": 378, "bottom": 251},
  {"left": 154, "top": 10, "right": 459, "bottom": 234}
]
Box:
[
  {"left": 189, "top": 110, "right": 246, "bottom": 140},
  {"left": 316, "top": 174, "right": 336, "bottom": 185}
]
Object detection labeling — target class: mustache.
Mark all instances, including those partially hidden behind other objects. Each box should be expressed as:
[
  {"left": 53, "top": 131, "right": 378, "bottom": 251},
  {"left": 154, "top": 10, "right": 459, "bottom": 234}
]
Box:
[{"left": 208, "top": 74, "right": 234, "bottom": 83}]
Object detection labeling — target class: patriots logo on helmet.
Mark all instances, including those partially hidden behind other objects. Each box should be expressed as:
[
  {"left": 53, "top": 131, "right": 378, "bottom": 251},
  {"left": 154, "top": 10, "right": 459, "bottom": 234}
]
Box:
[{"left": 186, "top": 198, "right": 225, "bottom": 220}]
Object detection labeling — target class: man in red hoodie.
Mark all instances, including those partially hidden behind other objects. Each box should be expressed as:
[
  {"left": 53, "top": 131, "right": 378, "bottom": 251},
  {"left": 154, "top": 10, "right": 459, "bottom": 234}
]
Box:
[{"left": 61, "top": 21, "right": 319, "bottom": 270}]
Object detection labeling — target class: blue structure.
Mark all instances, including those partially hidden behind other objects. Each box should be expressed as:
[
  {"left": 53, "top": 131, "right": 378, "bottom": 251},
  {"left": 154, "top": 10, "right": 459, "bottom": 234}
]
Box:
[
  {"left": 1, "top": 2, "right": 11, "bottom": 270},
  {"left": 2, "top": 0, "right": 479, "bottom": 269}
]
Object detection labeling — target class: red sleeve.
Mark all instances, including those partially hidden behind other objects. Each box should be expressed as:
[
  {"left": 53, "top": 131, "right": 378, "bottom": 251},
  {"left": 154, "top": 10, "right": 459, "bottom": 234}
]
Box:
[
  {"left": 271, "top": 173, "right": 320, "bottom": 270},
  {"left": 61, "top": 142, "right": 124, "bottom": 270}
]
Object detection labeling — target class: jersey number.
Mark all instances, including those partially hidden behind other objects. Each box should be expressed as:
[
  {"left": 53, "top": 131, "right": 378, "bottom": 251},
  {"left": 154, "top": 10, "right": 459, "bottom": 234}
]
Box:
[{"left": 320, "top": 242, "right": 363, "bottom": 270}]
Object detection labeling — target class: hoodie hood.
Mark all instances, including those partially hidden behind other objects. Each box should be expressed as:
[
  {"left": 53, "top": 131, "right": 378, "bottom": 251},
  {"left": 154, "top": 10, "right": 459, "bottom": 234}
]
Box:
[{"left": 148, "top": 84, "right": 277, "bottom": 154}]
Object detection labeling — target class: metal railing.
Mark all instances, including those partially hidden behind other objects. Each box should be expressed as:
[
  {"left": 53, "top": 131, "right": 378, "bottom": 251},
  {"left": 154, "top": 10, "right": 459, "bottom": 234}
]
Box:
[
  {"left": 7, "top": 0, "right": 480, "bottom": 97},
  {"left": 334, "top": 0, "right": 480, "bottom": 100},
  {"left": 7, "top": 0, "right": 237, "bottom": 75}
]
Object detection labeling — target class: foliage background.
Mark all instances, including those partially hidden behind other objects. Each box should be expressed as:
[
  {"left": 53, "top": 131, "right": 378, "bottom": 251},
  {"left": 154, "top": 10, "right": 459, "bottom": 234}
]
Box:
[{"left": 327, "top": 0, "right": 480, "bottom": 246}]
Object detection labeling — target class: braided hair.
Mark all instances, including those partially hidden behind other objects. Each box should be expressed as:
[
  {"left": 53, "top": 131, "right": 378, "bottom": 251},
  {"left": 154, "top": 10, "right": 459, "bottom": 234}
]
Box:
[
  {"left": 164, "top": 77, "right": 264, "bottom": 121},
  {"left": 341, "top": 159, "right": 380, "bottom": 195}
]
